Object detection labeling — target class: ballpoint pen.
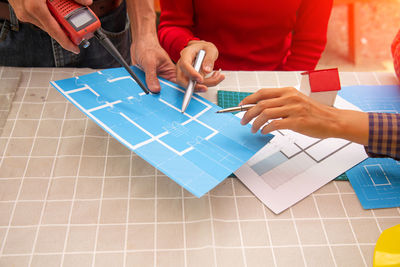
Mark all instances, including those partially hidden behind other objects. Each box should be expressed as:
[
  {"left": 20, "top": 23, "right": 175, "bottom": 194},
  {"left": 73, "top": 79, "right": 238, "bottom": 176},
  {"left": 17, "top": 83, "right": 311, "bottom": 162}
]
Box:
[
  {"left": 181, "top": 49, "right": 206, "bottom": 113},
  {"left": 216, "top": 104, "right": 257, "bottom": 113}
]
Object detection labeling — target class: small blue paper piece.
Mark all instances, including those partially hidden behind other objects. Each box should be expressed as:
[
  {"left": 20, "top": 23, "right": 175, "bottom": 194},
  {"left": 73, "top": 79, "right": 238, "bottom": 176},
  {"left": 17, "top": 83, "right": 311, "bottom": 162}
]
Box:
[
  {"left": 51, "top": 67, "right": 271, "bottom": 197},
  {"left": 339, "top": 85, "right": 400, "bottom": 209}
]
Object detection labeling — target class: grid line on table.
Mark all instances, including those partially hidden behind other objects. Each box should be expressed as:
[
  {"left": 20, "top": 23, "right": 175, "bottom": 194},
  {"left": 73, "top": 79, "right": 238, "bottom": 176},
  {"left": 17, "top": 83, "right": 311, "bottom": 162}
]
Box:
[
  {"left": 0, "top": 68, "right": 36, "bottom": 255},
  {"left": 261, "top": 198, "right": 278, "bottom": 267},
  {"left": 153, "top": 167, "right": 158, "bottom": 267},
  {"left": 353, "top": 72, "right": 362, "bottom": 86},
  {"left": 289, "top": 208, "right": 307, "bottom": 267},
  {"left": 207, "top": 193, "right": 218, "bottom": 267},
  {"left": 89, "top": 134, "right": 110, "bottom": 267},
  {"left": 311, "top": 193, "right": 338, "bottom": 267},
  {"left": 0, "top": 186, "right": 369, "bottom": 197},
  {"left": 334, "top": 182, "right": 368, "bottom": 266},
  {"left": 60, "top": 98, "right": 89, "bottom": 267},
  {"left": 230, "top": 178, "right": 248, "bottom": 267},
  {"left": 0, "top": 241, "right": 379, "bottom": 256},
  {"left": 181, "top": 181, "right": 188, "bottom": 266},
  {"left": 122, "top": 151, "right": 133, "bottom": 267},
  {"left": 256, "top": 70, "right": 278, "bottom": 267},
  {"left": 26, "top": 69, "right": 62, "bottom": 266},
  {"left": 1, "top": 213, "right": 398, "bottom": 228},
  {"left": 372, "top": 72, "right": 381, "bottom": 85}
]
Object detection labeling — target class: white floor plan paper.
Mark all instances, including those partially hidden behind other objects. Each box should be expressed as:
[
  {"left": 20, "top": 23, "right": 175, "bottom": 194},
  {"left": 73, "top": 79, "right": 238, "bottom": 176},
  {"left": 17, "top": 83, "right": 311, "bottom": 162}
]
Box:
[{"left": 235, "top": 96, "right": 368, "bottom": 214}]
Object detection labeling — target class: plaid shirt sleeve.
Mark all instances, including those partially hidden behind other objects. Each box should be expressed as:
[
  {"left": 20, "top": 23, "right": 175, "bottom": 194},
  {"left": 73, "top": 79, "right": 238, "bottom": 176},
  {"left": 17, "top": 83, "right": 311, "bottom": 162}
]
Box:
[{"left": 366, "top": 113, "right": 400, "bottom": 160}]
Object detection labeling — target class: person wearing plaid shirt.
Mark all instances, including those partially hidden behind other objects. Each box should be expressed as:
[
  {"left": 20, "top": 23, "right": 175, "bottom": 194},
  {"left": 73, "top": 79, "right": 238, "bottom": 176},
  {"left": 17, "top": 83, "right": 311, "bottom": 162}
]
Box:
[
  {"left": 365, "top": 30, "right": 400, "bottom": 160},
  {"left": 239, "top": 32, "right": 400, "bottom": 160}
]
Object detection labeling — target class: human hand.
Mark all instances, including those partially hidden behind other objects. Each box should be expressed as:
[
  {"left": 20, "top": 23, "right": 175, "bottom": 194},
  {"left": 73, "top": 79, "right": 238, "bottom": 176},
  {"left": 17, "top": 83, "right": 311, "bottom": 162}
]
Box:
[
  {"left": 240, "top": 87, "right": 368, "bottom": 143},
  {"left": 132, "top": 34, "right": 177, "bottom": 93},
  {"left": 8, "top": 0, "right": 92, "bottom": 54},
  {"left": 176, "top": 40, "right": 225, "bottom": 92}
]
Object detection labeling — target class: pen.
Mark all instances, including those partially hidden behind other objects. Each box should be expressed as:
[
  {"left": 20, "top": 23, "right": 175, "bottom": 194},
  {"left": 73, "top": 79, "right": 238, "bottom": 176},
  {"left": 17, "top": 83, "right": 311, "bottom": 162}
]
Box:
[
  {"left": 216, "top": 104, "right": 257, "bottom": 113},
  {"left": 181, "top": 49, "right": 206, "bottom": 113}
]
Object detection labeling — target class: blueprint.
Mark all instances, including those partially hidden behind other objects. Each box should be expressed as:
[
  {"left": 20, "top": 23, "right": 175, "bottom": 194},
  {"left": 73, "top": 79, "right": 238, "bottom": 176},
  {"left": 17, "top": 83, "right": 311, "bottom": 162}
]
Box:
[
  {"left": 339, "top": 85, "right": 400, "bottom": 209},
  {"left": 50, "top": 67, "right": 270, "bottom": 197},
  {"left": 235, "top": 96, "right": 368, "bottom": 214}
]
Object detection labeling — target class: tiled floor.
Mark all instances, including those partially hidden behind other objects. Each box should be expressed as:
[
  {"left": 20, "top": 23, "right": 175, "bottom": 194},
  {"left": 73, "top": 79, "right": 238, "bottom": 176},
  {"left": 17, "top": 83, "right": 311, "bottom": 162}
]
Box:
[{"left": 0, "top": 67, "right": 399, "bottom": 267}]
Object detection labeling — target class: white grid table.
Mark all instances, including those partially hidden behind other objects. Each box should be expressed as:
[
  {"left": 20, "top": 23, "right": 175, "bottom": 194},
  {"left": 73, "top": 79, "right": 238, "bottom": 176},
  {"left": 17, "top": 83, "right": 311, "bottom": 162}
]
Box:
[{"left": 0, "top": 66, "right": 399, "bottom": 267}]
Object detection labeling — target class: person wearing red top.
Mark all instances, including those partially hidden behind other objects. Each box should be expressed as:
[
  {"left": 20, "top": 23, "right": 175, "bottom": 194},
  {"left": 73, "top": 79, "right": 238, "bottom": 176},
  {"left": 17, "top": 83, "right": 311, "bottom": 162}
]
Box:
[{"left": 158, "top": 0, "right": 333, "bottom": 91}]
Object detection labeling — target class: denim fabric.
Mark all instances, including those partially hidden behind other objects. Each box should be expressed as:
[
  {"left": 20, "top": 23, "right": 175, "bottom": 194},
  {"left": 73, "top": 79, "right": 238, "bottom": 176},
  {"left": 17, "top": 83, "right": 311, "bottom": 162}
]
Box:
[{"left": 0, "top": 0, "right": 131, "bottom": 68}]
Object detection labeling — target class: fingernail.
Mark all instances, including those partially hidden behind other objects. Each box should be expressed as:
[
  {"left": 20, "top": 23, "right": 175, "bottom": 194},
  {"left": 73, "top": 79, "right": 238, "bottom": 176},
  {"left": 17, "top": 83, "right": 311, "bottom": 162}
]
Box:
[
  {"left": 204, "top": 65, "right": 212, "bottom": 72},
  {"left": 238, "top": 101, "right": 243, "bottom": 105}
]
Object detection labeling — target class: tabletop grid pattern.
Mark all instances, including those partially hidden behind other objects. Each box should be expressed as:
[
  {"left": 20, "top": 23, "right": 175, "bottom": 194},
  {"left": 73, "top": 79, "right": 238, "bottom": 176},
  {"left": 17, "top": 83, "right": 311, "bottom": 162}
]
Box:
[{"left": 0, "top": 67, "right": 399, "bottom": 267}]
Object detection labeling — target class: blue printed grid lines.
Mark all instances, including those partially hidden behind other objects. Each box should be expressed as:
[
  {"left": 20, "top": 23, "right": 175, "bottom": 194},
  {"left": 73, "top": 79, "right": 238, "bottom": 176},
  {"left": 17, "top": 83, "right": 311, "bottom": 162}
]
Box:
[{"left": 51, "top": 67, "right": 270, "bottom": 197}]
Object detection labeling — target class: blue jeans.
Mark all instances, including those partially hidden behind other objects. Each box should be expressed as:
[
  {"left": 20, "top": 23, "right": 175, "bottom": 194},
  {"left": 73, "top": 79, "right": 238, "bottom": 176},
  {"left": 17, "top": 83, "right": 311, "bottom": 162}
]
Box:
[{"left": 0, "top": 0, "right": 131, "bottom": 68}]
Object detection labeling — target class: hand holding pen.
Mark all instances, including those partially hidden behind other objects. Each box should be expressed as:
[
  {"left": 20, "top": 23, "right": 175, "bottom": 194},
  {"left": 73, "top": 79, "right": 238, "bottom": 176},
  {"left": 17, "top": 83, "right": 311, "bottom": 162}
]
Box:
[{"left": 176, "top": 40, "right": 225, "bottom": 92}]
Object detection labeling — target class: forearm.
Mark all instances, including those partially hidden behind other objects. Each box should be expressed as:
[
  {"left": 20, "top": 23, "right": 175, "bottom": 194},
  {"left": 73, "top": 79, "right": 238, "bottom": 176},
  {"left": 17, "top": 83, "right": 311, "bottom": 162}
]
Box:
[
  {"left": 158, "top": 0, "right": 197, "bottom": 63},
  {"left": 283, "top": 0, "right": 332, "bottom": 71},
  {"left": 126, "top": 0, "right": 157, "bottom": 42},
  {"left": 332, "top": 109, "right": 369, "bottom": 146},
  {"left": 282, "top": 41, "right": 325, "bottom": 71}
]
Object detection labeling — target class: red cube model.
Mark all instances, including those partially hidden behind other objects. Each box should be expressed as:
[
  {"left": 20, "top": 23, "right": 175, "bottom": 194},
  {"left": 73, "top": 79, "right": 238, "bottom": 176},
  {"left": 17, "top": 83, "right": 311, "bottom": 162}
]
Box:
[{"left": 300, "top": 68, "right": 341, "bottom": 106}]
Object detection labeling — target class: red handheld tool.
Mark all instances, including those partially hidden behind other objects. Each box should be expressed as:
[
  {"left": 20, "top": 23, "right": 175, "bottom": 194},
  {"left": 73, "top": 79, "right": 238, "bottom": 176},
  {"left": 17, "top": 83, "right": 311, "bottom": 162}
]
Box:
[{"left": 46, "top": 0, "right": 150, "bottom": 94}]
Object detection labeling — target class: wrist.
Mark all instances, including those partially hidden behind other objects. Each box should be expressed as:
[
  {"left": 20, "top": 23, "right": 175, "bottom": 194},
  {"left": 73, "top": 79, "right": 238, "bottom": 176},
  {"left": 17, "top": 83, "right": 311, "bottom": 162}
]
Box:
[{"left": 334, "top": 109, "right": 369, "bottom": 145}]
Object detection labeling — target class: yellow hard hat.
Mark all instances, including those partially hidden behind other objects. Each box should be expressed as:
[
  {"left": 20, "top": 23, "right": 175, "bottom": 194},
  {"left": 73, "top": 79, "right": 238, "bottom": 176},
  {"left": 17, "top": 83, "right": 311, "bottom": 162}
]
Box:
[{"left": 373, "top": 224, "right": 400, "bottom": 267}]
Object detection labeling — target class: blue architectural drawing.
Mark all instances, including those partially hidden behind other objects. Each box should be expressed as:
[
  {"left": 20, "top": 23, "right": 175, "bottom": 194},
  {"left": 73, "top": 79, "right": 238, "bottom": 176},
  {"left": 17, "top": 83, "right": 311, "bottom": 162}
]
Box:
[
  {"left": 339, "top": 85, "right": 400, "bottom": 209},
  {"left": 51, "top": 67, "right": 271, "bottom": 197}
]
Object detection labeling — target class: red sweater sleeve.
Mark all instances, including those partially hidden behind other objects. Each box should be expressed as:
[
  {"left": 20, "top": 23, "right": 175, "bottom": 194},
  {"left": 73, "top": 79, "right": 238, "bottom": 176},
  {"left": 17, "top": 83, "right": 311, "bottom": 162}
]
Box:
[
  {"left": 282, "top": 0, "right": 333, "bottom": 71},
  {"left": 158, "top": 0, "right": 199, "bottom": 63},
  {"left": 392, "top": 29, "right": 400, "bottom": 81}
]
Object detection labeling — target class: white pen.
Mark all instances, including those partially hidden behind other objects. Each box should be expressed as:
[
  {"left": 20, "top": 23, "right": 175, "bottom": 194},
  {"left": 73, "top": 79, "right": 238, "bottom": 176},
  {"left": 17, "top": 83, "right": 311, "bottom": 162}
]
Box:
[{"left": 181, "top": 49, "right": 206, "bottom": 113}]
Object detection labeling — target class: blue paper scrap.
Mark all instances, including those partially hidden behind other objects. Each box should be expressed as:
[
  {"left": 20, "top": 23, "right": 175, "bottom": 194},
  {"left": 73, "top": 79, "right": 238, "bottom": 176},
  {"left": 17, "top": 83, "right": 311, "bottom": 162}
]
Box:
[
  {"left": 50, "top": 67, "right": 271, "bottom": 197},
  {"left": 339, "top": 85, "right": 400, "bottom": 209}
]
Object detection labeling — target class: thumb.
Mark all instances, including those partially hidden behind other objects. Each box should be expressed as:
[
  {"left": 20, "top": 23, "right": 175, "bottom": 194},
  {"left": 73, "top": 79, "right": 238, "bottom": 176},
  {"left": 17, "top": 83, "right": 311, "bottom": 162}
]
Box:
[
  {"left": 142, "top": 61, "right": 161, "bottom": 94},
  {"left": 74, "top": 0, "right": 93, "bottom": 6}
]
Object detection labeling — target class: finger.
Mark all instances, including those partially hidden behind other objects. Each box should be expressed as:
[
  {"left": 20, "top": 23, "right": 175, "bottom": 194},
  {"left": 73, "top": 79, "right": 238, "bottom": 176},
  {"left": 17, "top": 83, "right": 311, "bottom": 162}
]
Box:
[
  {"left": 180, "top": 48, "right": 203, "bottom": 83},
  {"left": 202, "top": 72, "right": 225, "bottom": 87},
  {"left": 240, "top": 88, "right": 283, "bottom": 105},
  {"left": 241, "top": 104, "right": 264, "bottom": 126},
  {"left": 261, "top": 118, "right": 292, "bottom": 135},
  {"left": 75, "top": 0, "right": 93, "bottom": 5},
  {"left": 176, "top": 69, "right": 190, "bottom": 89},
  {"left": 35, "top": 3, "right": 79, "bottom": 53},
  {"left": 251, "top": 107, "right": 289, "bottom": 133},
  {"left": 142, "top": 58, "right": 161, "bottom": 93},
  {"left": 240, "top": 98, "right": 285, "bottom": 125},
  {"left": 195, "top": 84, "right": 208, "bottom": 92},
  {"left": 157, "top": 61, "right": 177, "bottom": 83},
  {"left": 201, "top": 46, "right": 218, "bottom": 73}
]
